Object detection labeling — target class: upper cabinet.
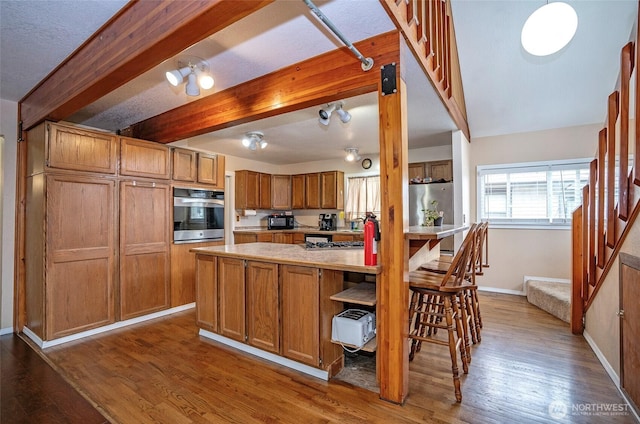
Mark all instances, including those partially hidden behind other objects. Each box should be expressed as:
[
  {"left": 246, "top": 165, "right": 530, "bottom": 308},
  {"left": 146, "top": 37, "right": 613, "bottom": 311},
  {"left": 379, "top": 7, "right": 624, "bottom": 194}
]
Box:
[
  {"left": 171, "top": 148, "right": 225, "bottom": 188},
  {"left": 271, "top": 174, "right": 292, "bottom": 210},
  {"left": 409, "top": 160, "right": 453, "bottom": 182},
  {"left": 320, "top": 171, "right": 344, "bottom": 210},
  {"left": 291, "top": 174, "right": 305, "bottom": 210},
  {"left": 235, "top": 170, "right": 260, "bottom": 210},
  {"left": 27, "top": 121, "right": 118, "bottom": 176},
  {"left": 305, "top": 173, "right": 321, "bottom": 209},
  {"left": 259, "top": 173, "right": 272, "bottom": 209},
  {"left": 120, "top": 137, "right": 170, "bottom": 179}
]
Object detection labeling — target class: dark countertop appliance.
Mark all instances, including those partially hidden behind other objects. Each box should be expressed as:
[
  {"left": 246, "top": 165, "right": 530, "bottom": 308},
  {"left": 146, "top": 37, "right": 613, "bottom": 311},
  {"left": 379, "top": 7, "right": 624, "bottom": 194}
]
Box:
[
  {"left": 267, "top": 213, "right": 295, "bottom": 230},
  {"left": 319, "top": 213, "right": 337, "bottom": 231}
]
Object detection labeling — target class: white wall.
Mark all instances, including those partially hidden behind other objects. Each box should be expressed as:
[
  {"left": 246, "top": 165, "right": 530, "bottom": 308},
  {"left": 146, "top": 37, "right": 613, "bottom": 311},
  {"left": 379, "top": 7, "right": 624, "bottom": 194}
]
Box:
[
  {"left": 1, "top": 99, "right": 18, "bottom": 333},
  {"left": 469, "top": 124, "right": 601, "bottom": 293}
]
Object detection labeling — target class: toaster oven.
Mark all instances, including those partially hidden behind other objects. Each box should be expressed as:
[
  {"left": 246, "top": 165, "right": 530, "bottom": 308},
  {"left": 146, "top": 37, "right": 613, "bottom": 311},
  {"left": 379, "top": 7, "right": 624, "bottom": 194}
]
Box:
[{"left": 267, "top": 214, "right": 294, "bottom": 230}]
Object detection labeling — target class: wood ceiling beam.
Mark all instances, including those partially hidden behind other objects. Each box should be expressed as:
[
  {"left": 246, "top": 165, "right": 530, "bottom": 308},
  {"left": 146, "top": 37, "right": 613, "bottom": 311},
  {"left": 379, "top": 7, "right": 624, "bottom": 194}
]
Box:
[
  {"left": 125, "top": 31, "right": 401, "bottom": 143},
  {"left": 19, "top": 0, "right": 274, "bottom": 131}
]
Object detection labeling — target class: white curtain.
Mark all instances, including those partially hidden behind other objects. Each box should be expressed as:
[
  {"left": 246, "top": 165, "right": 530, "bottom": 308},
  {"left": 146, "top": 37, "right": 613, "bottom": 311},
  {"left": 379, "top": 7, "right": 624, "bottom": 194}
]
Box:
[{"left": 345, "top": 176, "right": 381, "bottom": 222}]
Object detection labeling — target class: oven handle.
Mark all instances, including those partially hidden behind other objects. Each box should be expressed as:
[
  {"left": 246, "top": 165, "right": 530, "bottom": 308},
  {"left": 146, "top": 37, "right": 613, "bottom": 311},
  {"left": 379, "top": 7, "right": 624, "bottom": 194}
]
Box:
[{"left": 174, "top": 197, "right": 224, "bottom": 207}]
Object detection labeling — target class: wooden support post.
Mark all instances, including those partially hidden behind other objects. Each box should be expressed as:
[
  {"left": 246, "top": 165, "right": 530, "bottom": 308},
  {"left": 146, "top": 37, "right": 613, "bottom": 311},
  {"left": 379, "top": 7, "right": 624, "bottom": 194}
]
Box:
[{"left": 378, "top": 66, "right": 409, "bottom": 404}]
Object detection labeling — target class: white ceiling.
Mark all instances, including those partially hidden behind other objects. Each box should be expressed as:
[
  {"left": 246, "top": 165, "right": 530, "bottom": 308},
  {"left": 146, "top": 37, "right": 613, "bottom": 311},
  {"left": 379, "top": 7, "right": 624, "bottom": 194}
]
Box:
[{"left": 0, "top": 0, "right": 637, "bottom": 164}]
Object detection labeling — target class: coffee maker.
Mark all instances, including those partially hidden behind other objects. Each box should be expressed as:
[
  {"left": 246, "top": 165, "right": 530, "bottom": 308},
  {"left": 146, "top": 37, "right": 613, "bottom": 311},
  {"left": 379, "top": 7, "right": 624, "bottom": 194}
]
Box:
[{"left": 319, "top": 213, "right": 337, "bottom": 231}]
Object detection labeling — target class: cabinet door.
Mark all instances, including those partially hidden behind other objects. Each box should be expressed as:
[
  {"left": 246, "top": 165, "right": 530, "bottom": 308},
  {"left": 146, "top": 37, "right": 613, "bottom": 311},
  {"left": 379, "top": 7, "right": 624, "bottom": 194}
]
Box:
[
  {"left": 271, "top": 174, "right": 292, "bottom": 210},
  {"left": 292, "top": 233, "right": 306, "bottom": 244},
  {"left": 198, "top": 153, "right": 224, "bottom": 187},
  {"left": 332, "top": 234, "right": 354, "bottom": 242},
  {"left": 246, "top": 261, "right": 279, "bottom": 353},
  {"left": 195, "top": 254, "right": 218, "bottom": 332},
  {"left": 171, "top": 240, "right": 223, "bottom": 307},
  {"left": 45, "top": 175, "right": 117, "bottom": 339},
  {"left": 235, "top": 170, "right": 260, "bottom": 209},
  {"left": 259, "top": 173, "right": 272, "bottom": 210},
  {"left": 272, "top": 233, "right": 293, "bottom": 244},
  {"left": 120, "top": 137, "right": 170, "bottom": 179},
  {"left": 409, "top": 163, "right": 425, "bottom": 180},
  {"left": 429, "top": 160, "right": 453, "bottom": 182},
  {"left": 218, "top": 257, "right": 246, "bottom": 341},
  {"left": 291, "top": 174, "right": 305, "bottom": 209},
  {"left": 234, "top": 233, "right": 258, "bottom": 244},
  {"left": 281, "top": 265, "right": 319, "bottom": 366},
  {"left": 305, "top": 173, "right": 321, "bottom": 209},
  {"left": 320, "top": 171, "right": 344, "bottom": 209},
  {"left": 256, "top": 232, "right": 274, "bottom": 242},
  {"left": 120, "top": 181, "right": 171, "bottom": 320},
  {"left": 172, "top": 148, "right": 197, "bottom": 182},
  {"left": 47, "top": 123, "right": 118, "bottom": 174}
]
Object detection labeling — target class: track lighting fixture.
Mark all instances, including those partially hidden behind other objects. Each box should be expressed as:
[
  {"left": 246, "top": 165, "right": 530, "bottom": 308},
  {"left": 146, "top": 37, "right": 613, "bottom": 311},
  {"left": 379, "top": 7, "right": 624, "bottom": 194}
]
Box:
[
  {"left": 344, "top": 147, "right": 361, "bottom": 162},
  {"left": 166, "top": 56, "right": 214, "bottom": 96},
  {"left": 318, "top": 101, "right": 351, "bottom": 126},
  {"left": 242, "top": 132, "right": 267, "bottom": 151}
]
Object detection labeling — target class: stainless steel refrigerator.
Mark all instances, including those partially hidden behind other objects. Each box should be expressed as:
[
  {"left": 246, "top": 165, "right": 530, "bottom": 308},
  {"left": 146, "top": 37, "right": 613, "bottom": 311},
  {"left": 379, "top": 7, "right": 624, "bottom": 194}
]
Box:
[{"left": 409, "top": 182, "right": 454, "bottom": 252}]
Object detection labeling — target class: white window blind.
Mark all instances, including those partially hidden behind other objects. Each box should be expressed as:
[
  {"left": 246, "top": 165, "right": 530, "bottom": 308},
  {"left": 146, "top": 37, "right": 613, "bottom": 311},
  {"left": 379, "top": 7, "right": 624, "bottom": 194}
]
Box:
[
  {"left": 345, "top": 176, "right": 381, "bottom": 222},
  {"left": 478, "top": 159, "right": 591, "bottom": 228}
]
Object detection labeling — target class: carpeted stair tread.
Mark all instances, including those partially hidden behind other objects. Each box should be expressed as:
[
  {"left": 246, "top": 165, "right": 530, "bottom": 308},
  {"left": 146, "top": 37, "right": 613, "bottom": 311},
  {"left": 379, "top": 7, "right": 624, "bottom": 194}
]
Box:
[{"left": 526, "top": 280, "right": 570, "bottom": 323}]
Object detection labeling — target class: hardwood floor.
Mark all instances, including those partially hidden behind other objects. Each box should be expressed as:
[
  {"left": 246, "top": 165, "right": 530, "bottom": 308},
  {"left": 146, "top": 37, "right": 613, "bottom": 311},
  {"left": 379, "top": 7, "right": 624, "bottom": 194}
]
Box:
[
  {"left": 6, "top": 292, "right": 637, "bottom": 423},
  {"left": 1, "top": 332, "right": 108, "bottom": 423}
]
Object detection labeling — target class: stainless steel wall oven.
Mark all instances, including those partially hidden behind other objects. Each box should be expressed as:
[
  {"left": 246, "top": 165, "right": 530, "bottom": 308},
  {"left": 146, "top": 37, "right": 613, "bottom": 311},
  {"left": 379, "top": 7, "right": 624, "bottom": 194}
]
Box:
[{"left": 173, "top": 187, "right": 224, "bottom": 243}]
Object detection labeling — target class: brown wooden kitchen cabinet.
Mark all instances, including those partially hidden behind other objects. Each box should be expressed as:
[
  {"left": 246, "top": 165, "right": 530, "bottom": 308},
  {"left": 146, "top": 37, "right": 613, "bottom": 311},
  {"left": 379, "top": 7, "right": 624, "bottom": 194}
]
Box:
[
  {"left": 281, "top": 265, "right": 320, "bottom": 367},
  {"left": 305, "top": 173, "right": 321, "bottom": 209},
  {"left": 171, "top": 240, "right": 224, "bottom": 307},
  {"left": 234, "top": 232, "right": 274, "bottom": 244},
  {"left": 291, "top": 174, "right": 305, "bottom": 209},
  {"left": 271, "top": 174, "right": 292, "bottom": 210},
  {"left": 246, "top": 261, "right": 280, "bottom": 353},
  {"left": 25, "top": 173, "right": 117, "bottom": 340},
  {"left": 428, "top": 160, "right": 453, "bottom": 181},
  {"left": 195, "top": 254, "right": 218, "bottom": 332},
  {"left": 218, "top": 257, "right": 246, "bottom": 342},
  {"left": 197, "top": 152, "right": 224, "bottom": 187},
  {"left": 409, "top": 162, "right": 425, "bottom": 180},
  {"left": 272, "top": 233, "right": 293, "bottom": 244},
  {"left": 120, "top": 136, "right": 170, "bottom": 180},
  {"left": 171, "top": 148, "right": 197, "bottom": 182},
  {"left": 119, "top": 180, "right": 171, "bottom": 320},
  {"left": 259, "top": 172, "right": 272, "bottom": 209},
  {"left": 320, "top": 171, "right": 344, "bottom": 209},
  {"left": 172, "top": 148, "right": 225, "bottom": 188},
  {"left": 27, "top": 121, "right": 118, "bottom": 176},
  {"left": 235, "top": 170, "right": 260, "bottom": 210}
]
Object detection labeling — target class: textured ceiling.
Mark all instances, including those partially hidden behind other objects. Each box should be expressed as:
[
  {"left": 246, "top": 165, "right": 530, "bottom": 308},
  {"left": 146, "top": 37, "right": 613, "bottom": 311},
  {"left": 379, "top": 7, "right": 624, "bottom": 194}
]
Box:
[{"left": 1, "top": 0, "right": 637, "bottom": 164}]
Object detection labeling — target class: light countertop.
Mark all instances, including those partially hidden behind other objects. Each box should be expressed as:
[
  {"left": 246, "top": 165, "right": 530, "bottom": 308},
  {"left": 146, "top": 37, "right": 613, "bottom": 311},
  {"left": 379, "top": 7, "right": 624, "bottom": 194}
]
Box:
[
  {"left": 405, "top": 224, "right": 469, "bottom": 240},
  {"left": 233, "top": 227, "right": 364, "bottom": 235},
  {"left": 191, "top": 242, "right": 379, "bottom": 274}
]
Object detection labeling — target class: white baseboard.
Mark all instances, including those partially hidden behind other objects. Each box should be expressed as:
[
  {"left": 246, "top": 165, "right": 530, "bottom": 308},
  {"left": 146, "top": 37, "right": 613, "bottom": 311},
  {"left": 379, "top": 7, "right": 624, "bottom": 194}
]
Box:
[
  {"left": 199, "top": 329, "right": 329, "bottom": 381},
  {"left": 523, "top": 275, "right": 571, "bottom": 294},
  {"left": 0, "top": 326, "right": 14, "bottom": 336},
  {"left": 477, "top": 286, "right": 526, "bottom": 296},
  {"left": 23, "top": 303, "right": 195, "bottom": 349}
]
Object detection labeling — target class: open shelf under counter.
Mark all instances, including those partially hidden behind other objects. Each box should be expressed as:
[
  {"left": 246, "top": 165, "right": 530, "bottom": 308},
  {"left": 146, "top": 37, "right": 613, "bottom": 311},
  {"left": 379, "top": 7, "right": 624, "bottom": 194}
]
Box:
[
  {"left": 331, "top": 336, "right": 377, "bottom": 353},
  {"left": 330, "top": 283, "right": 376, "bottom": 306}
]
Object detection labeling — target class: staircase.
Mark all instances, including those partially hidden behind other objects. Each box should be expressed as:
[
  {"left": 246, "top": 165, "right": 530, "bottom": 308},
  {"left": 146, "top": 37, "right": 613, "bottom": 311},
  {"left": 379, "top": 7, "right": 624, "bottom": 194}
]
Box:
[{"left": 526, "top": 280, "right": 570, "bottom": 323}]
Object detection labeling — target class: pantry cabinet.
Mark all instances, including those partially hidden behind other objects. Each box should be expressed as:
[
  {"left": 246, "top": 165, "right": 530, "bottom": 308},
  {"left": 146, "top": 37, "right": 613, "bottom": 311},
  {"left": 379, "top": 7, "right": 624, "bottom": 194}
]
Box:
[
  {"left": 120, "top": 136, "right": 170, "bottom": 179},
  {"left": 119, "top": 180, "right": 171, "bottom": 320},
  {"left": 25, "top": 174, "right": 117, "bottom": 340}
]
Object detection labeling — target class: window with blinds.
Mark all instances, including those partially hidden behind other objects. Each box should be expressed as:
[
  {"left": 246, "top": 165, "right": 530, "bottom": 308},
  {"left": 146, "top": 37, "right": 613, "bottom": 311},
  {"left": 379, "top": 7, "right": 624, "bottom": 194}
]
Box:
[{"left": 477, "top": 159, "right": 591, "bottom": 228}]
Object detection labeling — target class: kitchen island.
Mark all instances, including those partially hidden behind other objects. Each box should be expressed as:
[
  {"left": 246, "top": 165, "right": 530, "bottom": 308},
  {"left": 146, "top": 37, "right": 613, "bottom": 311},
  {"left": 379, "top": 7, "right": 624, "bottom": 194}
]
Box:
[{"left": 191, "top": 243, "right": 379, "bottom": 380}]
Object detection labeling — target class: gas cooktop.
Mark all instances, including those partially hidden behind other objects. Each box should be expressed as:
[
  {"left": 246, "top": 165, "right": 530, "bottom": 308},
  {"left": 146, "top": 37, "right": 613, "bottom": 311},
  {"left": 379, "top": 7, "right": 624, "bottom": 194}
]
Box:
[{"left": 304, "top": 241, "right": 365, "bottom": 250}]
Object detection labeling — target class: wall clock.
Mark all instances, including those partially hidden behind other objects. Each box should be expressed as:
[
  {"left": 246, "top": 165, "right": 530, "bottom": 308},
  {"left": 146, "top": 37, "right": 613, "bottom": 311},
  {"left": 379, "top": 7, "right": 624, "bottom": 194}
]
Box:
[{"left": 361, "top": 158, "right": 372, "bottom": 169}]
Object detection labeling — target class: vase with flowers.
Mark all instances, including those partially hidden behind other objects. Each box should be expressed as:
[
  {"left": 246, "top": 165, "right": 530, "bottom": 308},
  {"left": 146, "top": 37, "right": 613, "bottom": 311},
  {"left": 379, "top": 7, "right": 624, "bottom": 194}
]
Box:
[{"left": 422, "top": 200, "right": 444, "bottom": 226}]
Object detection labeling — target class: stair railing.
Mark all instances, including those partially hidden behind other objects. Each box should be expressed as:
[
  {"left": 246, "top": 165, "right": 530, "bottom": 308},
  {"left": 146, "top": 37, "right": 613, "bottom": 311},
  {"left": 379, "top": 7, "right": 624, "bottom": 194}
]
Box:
[{"left": 571, "top": 27, "right": 639, "bottom": 333}]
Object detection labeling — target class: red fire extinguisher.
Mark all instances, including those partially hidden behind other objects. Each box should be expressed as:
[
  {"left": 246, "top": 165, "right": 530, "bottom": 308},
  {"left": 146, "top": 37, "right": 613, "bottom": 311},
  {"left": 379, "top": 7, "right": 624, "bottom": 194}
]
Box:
[{"left": 364, "top": 213, "right": 380, "bottom": 266}]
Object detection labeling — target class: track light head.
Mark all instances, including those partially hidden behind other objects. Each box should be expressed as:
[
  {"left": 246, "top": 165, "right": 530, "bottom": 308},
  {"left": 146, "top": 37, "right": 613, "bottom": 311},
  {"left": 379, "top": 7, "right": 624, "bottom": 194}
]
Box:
[
  {"left": 335, "top": 104, "right": 351, "bottom": 123},
  {"left": 166, "top": 56, "right": 214, "bottom": 96},
  {"left": 319, "top": 101, "right": 351, "bottom": 125}
]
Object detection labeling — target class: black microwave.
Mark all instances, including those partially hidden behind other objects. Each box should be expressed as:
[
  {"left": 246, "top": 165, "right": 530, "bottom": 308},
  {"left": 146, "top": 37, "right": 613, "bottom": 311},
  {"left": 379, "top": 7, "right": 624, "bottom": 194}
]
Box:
[{"left": 267, "top": 214, "right": 294, "bottom": 230}]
